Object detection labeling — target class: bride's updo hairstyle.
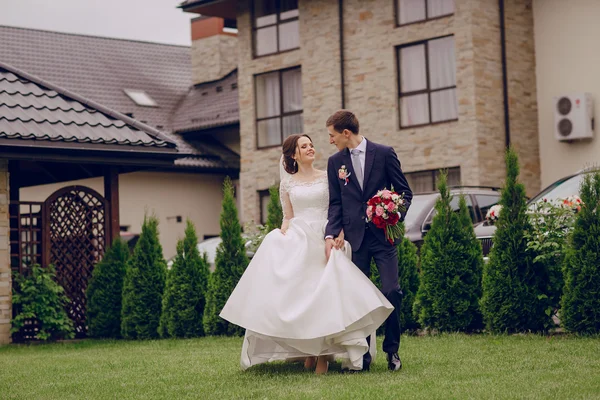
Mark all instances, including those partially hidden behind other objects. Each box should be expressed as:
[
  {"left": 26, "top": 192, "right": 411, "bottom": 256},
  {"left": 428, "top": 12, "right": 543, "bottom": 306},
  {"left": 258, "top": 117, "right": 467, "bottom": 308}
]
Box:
[{"left": 282, "top": 134, "right": 313, "bottom": 174}]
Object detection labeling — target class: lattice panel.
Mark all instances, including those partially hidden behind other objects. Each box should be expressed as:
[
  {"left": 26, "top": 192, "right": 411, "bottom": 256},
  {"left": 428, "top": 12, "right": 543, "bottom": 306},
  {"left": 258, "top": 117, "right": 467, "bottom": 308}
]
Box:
[
  {"left": 9, "top": 201, "right": 44, "bottom": 342},
  {"left": 46, "top": 187, "right": 107, "bottom": 337},
  {"left": 9, "top": 202, "right": 44, "bottom": 274}
]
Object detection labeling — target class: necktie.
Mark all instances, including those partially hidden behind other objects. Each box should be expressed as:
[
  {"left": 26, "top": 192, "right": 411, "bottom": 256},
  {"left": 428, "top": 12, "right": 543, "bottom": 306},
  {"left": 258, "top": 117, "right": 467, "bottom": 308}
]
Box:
[{"left": 351, "top": 148, "right": 363, "bottom": 190}]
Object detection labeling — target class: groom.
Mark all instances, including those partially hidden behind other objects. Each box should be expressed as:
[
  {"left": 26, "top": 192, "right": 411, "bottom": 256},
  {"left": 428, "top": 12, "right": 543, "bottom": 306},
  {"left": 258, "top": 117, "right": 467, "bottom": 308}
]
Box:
[{"left": 324, "top": 110, "right": 412, "bottom": 372}]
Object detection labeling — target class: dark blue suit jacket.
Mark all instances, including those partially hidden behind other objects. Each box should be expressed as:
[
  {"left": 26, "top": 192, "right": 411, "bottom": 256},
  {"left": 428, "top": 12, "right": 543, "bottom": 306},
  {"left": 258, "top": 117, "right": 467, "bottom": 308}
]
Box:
[{"left": 325, "top": 140, "right": 413, "bottom": 250}]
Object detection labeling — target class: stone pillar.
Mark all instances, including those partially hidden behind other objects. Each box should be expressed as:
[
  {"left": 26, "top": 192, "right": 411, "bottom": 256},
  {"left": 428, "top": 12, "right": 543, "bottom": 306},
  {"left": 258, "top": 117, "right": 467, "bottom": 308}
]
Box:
[{"left": 0, "top": 160, "right": 11, "bottom": 345}]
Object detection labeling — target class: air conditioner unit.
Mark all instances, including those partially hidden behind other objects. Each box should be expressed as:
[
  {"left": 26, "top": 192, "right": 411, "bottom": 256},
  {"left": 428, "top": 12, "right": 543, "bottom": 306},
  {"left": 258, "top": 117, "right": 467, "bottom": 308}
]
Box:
[{"left": 553, "top": 93, "right": 594, "bottom": 141}]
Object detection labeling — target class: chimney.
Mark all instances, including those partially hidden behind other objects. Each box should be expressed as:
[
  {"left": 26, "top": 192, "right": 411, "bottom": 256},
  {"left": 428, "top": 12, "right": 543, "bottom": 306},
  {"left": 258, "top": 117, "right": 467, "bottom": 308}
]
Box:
[{"left": 191, "top": 16, "right": 238, "bottom": 85}]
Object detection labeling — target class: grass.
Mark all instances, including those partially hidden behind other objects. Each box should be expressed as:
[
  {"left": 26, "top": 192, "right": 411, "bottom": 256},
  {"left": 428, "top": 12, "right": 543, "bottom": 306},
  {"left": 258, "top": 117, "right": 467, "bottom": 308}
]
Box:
[{"left": 1, "top": 334, "right": 599, "bottom": 399}]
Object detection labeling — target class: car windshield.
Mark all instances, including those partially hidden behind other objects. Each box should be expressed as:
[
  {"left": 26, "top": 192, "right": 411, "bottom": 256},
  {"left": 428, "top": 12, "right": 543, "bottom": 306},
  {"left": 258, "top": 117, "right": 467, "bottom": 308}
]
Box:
[
  {"left": 404, "top": 194, "right": 438, "bottom": 228},
  {"left": 529, "top": 173, "right": 584, "bottom": 205}
]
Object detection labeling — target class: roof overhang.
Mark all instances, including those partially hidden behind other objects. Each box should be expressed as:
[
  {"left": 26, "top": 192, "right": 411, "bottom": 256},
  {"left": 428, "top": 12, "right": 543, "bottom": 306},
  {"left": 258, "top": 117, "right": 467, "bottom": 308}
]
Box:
[
  {"left": 179, "top": 0, "right": 237, "bottom": 19},
  {"left": 0, "top": 138, "right": 180, "bottom": 168}
]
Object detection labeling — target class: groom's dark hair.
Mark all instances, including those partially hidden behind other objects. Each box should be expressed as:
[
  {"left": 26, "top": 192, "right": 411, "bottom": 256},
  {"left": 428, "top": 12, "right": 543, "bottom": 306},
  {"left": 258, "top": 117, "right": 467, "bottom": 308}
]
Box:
[{"left": 326, "top": 110, "right": 359, "bottom": 134}]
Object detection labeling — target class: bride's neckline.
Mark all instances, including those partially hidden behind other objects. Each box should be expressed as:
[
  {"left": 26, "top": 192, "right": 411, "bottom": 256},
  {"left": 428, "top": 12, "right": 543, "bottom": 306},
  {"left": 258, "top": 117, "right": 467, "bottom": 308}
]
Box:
[{"left": 289, "top": 170, "right": 326, "bottom": 184}]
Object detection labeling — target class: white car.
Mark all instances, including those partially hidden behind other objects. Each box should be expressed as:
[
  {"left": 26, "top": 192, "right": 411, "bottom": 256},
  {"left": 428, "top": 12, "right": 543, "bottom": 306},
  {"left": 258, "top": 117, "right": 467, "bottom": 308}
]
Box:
[{"left": 167, "top": 236, "right": 254, "bottom": 272}]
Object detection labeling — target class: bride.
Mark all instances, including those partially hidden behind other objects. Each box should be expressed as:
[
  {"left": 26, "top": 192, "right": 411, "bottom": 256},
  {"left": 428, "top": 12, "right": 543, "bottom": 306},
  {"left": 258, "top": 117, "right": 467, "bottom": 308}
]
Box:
[{"left": 219, "top": 134, "right": 393, "bottom": 374}]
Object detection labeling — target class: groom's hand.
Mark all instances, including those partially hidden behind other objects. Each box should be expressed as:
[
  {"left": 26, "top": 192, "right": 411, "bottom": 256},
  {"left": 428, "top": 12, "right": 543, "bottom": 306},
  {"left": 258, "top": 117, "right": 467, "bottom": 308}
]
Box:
[{"left": 325, "top": 238, "right": 335, "bottom": 260}]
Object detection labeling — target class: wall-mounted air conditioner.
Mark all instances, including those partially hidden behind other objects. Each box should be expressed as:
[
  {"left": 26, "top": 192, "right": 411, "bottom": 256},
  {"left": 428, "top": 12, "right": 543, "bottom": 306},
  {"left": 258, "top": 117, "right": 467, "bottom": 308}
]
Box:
[{"left": 553, "top": 93, "right": 594, "bottom": 141}]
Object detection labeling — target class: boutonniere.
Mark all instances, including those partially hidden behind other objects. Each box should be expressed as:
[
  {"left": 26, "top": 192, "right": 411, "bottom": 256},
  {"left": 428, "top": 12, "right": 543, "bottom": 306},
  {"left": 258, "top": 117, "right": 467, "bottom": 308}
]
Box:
[{"left": 338, "top": 165, "right": 351, "bottom": 186}]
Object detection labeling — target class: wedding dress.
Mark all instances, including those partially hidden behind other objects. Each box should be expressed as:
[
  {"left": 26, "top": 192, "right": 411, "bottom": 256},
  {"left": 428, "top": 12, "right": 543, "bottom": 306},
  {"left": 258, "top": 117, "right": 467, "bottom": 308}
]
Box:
[{"left": 219, "top": 169, "right": 393, "bottom": 371}]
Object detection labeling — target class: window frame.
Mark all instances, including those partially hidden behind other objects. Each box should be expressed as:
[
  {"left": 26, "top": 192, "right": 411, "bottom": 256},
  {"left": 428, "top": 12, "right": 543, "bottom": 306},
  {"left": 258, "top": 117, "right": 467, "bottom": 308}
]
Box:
[
  {"left": 251, "top": 0, "right": 300, "bottom": 58},
  {"left": 396, "top": 34, "right": 458, "bottom": 129},
  {"left": 254, "top": 65, "right": 303, "bottom": 150},
  {"left": 405, "top": 166, "right": 461, "bottom": 194},
  {"left": 394, "top": 0, "right": 454, "bottom": 28},
  {"left": 258, "top": 189, "right": 271, "bottom": 225}
]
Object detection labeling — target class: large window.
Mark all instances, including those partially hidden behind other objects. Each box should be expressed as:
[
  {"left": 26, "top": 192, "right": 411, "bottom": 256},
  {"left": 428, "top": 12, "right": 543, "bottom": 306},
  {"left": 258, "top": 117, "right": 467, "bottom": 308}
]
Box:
[
  {"left": 255, "top": 66, "right": 303, "bottom": 148},
  {"left": 253, "top": 0, "right": 299, "bottom": 57},
  {"left": 397, "top": 35, "right": 457, "bottom": 128},
  {"left": 396, "top": 0, "right": 454, "bottom": 26},
  {"left": 405, "top": 167, "right": 460, "bottom": 194}
]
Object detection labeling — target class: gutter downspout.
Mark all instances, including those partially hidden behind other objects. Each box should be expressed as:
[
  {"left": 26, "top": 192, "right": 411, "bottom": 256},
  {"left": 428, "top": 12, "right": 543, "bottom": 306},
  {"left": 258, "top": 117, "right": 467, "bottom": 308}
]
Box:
[
  {"left": 499, "top": 0, "right": 511, "bottom": 148},
  {"left": 339, "top": 0, "right": 345, "bottom": 109}
]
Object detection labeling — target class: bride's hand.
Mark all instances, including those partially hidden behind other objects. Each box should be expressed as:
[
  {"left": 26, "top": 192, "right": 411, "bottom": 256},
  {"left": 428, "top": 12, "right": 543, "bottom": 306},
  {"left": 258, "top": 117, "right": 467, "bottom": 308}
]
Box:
[
  {"left": 281, "top": 220, "right": 290, "bottom": 235},
  {"left": 334, "top": 230, "right": 345, "bottom": 249}
]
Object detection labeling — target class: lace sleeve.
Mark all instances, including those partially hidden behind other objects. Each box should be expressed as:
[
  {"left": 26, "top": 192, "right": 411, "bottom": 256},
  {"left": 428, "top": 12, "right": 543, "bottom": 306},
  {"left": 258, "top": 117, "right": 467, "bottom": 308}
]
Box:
[{"left": 280, "top": 178, "right": 294, "bottom": 222}]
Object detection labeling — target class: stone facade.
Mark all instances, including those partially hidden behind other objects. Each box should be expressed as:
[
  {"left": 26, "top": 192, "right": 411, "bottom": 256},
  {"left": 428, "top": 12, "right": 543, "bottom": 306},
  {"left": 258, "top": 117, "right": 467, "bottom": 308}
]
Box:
[
  {"left": 191, "top": 34, "right": 238, "bottom": 85},
  {"left": 0, "top": 160, "right": 10, "bottom": 345},
  {"left": 237, "top": 0, "right": 540, "bottom": 224}
]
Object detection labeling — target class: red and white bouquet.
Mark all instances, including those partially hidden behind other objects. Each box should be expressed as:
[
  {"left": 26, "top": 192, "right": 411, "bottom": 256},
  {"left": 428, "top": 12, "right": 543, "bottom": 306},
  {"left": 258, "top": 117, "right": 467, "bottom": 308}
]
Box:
[{"left": 366, "top": 188, "right": 407, "bottom": 244}]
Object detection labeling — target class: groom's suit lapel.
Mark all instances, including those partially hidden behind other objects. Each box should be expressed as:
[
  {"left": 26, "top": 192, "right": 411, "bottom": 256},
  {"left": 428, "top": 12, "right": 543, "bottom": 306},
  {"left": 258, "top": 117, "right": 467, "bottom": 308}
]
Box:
[
  {"left": 342, "top": 148, "right": 362, "bottom": 193},
  {"left": 362, "top": 140, "right": 376, "bottom": 197}
]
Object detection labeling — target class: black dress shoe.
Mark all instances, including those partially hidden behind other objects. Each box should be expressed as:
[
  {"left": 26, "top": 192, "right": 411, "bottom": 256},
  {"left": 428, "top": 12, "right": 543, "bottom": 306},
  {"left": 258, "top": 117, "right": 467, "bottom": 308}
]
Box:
[
  {"left": 387, "top": 352, "right": 402, "bottom": 371},
  {"left": 342, "top": 363, "right": 370, "bottom": 373}
]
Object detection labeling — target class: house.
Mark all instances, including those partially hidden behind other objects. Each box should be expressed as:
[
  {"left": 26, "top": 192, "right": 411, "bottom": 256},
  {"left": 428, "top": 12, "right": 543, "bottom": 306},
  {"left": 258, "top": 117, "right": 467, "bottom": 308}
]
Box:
[
  {"left": 530, "top": 0, "right": 600, "bottom": 188},
  {"left": 179, "top": 0, "right": 542, "bottom": 225},
  {"left": 0, "top": 25, "right": 241, "bottom": 259},
  {"left": 0, "top": 61, "right": 181, "bottom": 343}
]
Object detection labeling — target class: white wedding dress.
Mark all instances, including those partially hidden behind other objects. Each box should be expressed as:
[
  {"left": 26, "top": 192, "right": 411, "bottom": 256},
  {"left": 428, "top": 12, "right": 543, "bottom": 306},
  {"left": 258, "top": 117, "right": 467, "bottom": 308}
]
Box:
[{"left": 219, "top": 172, "right": 393, "bottom": 371}]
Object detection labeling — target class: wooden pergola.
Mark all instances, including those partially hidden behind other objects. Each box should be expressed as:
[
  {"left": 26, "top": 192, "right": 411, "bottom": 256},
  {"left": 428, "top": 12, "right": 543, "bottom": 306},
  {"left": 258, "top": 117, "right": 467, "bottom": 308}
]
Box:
[{"left": 0, "top": 61, "right": 180, "bottom": 340}]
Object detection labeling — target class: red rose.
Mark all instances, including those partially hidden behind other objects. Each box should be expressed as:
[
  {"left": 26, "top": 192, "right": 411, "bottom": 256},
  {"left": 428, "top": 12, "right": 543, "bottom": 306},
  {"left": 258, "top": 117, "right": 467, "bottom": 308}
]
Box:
[{"left": 388, "top": 212, "right": 399, "bottom": 225}]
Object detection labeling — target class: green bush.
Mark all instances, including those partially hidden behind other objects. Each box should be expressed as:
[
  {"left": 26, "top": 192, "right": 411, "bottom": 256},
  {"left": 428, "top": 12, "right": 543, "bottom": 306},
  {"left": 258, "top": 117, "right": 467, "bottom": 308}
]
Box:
[
  {"left": 203, "top": 177, "right": 249, "bottom": 336},
  {"left": 11, "top": 264, "right": 74, "bottom": 341},
  {"left": 121, "top": 215, "right": 166, "bottom": 339},
  {"left": 86, "top": 238, "right": 129, "bottom": 338},
  {"left": 413, "top": 172, "right": 483, "bottom": 332},
  {"left": 561, "top": 171, "right": 600, "bottom": 334},
  {"left": 525, "top": 198, "right": 577, "bottom": 319},
  {"left": 159, "top": 220, "right": 210, "bottom": 338},
  {"left": 265, "top": 184, "right": 283, "bottom": 233},
  {"left": 370, "top": 225, "right": 420, "bottom": 333},
  {"left": 481, "top": 148, "right": 551, "bottom": 333}
]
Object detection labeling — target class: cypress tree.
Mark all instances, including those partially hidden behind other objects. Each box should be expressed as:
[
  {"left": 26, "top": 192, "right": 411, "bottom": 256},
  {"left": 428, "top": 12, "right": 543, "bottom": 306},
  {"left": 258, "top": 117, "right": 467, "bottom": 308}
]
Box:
[
  {"left": 413, "top": 172, "right": 484, "bottom": 332},
  {"left": 86, "top": 238, "right": 129, "bottom": 338},
  {"left": 265, "top": 184, "right": 283, "bottom": 232},
  {"left": 159, "top": 220, "right": 210, "bottom": 338},
  {"left": 203, "top": 177, "right": 249, "bottom": 336},
  {"left": 121, "top": 215, "right": 166, "bottom": 339},
  {"left": 561, "top": 171, "right": 600, "bottom": 334},
  {"left": 481, "top": 148, "right": 550, "bottom": 332}
]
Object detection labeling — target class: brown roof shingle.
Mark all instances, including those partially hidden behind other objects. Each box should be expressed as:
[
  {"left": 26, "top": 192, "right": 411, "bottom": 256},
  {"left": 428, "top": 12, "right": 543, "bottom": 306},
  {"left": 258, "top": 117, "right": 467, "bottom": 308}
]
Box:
[
  {"left": 0, "top": 25, "right": 191, "bottom": 131},
  {"left": 0, "top": 62, "right": 176, "bottom": 151},
  {"left": 171, "top": 69, "right": 239, "bottom": 133}
]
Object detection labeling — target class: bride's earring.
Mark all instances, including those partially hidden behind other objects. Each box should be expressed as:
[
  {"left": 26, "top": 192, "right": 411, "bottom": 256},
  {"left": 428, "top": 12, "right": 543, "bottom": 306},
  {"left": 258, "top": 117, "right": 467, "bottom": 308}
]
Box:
[{"left": 293, "top": 159, "right": 297, "bottom": 167}]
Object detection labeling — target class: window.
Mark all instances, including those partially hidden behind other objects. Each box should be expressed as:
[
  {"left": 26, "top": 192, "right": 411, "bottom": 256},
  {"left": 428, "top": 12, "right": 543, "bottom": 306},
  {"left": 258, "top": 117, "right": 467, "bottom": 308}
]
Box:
[
  {"left": 396, "top": 0, "right": 454, "bottom": 26},
  {"left": 475, "top": 194, "right": 501, "bottom": 220},
  {"left": 397, "top": 35, "right": 458, "bottom": 128},
  {"left": 255, "top": 66, "right": 303, "bottom": 148},
  {"left": 253, "top": 0, "right": 299, "bottom": 57},
  {"left": 123, "top": 89, "right": 157, "bottom": 107},
  {"left": 422, "top": 194, "right": 476, "bottom": 231},
  {"left": 405, "top": 167, "right": 460, "bottom": 194},
  {"left": 258, "top": 189, "right": 271, "bottom": 225}
]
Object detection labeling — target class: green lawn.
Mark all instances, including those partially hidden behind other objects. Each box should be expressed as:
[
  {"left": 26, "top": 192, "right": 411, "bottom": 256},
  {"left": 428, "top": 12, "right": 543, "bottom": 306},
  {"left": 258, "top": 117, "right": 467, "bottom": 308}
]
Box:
[{"left": 1, "top": 334, "right": 599, "bottom": 399}]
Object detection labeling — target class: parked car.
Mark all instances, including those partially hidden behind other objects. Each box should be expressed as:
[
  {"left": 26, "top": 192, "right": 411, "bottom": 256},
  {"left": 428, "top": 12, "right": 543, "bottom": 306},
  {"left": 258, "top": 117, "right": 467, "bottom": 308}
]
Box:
[
  {"left": 474, "top": 168, "right": 596, "bottom": 259},
  {"left": 404, "top": 186, "right": 502, "bottom": 249},
  {"left": 167, "top": 236, "right": 254, "bottom": 272}
]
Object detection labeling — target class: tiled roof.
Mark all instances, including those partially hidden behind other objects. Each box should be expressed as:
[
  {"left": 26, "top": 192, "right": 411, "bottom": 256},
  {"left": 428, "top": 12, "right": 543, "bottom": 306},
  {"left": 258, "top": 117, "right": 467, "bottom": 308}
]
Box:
[
  {"left": 0, "top": 25, "right": 240, "bottom": 170},
  {"left": 0, "top": 61, "right": 176, "bottom": 151},
  {"left": 171, "top": 69, "right": 239, "bottom": 133},
  {"left": 0, "top": 25, "right": 191, "bottom": 131}
]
